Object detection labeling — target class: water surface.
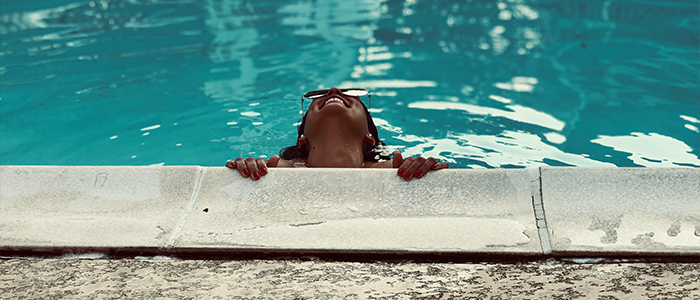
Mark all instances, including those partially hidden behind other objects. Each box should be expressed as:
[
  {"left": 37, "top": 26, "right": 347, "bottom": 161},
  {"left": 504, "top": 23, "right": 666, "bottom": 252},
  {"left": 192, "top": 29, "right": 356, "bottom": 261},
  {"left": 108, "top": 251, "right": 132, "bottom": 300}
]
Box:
[{"left": 1, "top": 0, "right": 698, "bottom": 168}]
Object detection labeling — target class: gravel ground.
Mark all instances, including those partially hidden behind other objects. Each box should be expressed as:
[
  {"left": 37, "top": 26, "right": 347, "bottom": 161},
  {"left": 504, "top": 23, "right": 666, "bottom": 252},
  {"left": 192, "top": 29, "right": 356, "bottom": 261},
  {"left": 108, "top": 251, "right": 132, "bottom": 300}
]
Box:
[{"left": 1, "top": 258, "right": 698, "bottom": 299}]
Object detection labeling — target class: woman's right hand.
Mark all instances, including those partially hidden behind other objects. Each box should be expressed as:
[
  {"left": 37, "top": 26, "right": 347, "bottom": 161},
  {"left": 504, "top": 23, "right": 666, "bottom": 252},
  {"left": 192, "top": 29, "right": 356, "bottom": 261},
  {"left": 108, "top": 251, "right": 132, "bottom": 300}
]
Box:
[
  {"left": 392, "top": 151, "right": 449, "bottom": 181},
  {"left": 225, "top": 155, "right": 282, "bottom": 180}
]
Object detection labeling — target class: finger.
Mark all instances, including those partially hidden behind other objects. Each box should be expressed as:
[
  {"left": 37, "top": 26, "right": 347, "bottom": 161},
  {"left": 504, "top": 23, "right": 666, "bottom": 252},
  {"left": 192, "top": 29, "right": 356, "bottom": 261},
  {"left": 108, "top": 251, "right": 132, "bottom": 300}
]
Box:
[
  {"left": 414, "top": 157, "right": 438, "bottom": 179},
  {"left": 235, "top": 157, "right": 249, "bottom": 177},
  {"left": 402, "top": 157, "right": 426, "bottom": 181},
  {"left": 256, "top": 158, "right": 268, "bottom": 176},
  {"left": 225, "top": 160, "right": 236, "bottom": 169},
  {"left": 392, "top": 151, "right": 404, "bottom": 169},
  {"left": 397, "top": 157, "right": 413, "bottom": 179},
  {"left": 267, "top": 155, "right": 281, "bottom": 168},
  {"left": 432, "top": 161, "right": 449, "bottom": 170},
  {"left": 245, "top": 157, "right": 261, "bottom": 180}
]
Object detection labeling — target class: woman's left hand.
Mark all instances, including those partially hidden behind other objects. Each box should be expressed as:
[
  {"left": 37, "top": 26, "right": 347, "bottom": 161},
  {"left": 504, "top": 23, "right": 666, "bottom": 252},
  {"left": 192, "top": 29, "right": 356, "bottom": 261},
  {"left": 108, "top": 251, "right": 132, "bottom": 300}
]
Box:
[{"left": 392, "top": 151, "right": 449, "bottom": 181}]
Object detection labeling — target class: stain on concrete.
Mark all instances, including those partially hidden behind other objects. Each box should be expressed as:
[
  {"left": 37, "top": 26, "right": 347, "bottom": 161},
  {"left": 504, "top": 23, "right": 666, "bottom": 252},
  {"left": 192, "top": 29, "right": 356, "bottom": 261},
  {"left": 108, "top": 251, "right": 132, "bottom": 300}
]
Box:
[
  {"left": 667, "top": 223, "right": 681, "bottom": 237},
  {"left": 588, "top": 215, "right": 622, "bottom": 244},
  {"left": 631, "top": 232, "right": 666, "bottom": 249}
]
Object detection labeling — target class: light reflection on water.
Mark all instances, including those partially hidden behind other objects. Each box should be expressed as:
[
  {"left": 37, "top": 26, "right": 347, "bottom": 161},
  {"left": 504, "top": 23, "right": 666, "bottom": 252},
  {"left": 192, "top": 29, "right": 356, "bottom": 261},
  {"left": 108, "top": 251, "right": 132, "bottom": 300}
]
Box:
[{"left": 0, "top": 0, "right": 698, "bottom": 168}]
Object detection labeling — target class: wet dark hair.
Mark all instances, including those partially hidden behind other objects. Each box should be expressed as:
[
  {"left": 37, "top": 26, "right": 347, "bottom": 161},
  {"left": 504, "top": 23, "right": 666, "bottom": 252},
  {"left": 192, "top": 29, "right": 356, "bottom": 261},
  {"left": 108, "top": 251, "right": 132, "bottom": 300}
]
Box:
[{"left": 279, "top": 100, "right": 391, "bottom": 162}]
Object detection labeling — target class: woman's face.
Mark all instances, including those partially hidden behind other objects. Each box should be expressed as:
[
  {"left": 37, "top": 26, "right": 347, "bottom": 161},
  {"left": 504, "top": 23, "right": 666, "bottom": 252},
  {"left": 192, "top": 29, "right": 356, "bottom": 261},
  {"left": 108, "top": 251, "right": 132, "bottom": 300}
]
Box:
[{"left": 302, "top": 87, "right": 370, "bottom": 142}]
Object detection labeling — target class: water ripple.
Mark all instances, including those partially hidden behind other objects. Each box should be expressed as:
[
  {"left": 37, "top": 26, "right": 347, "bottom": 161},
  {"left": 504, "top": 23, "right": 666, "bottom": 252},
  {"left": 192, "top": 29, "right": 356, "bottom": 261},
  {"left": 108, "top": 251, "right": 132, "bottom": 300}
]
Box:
[{"left": 0, "top": 0, "right": 697, "bottom": 168}]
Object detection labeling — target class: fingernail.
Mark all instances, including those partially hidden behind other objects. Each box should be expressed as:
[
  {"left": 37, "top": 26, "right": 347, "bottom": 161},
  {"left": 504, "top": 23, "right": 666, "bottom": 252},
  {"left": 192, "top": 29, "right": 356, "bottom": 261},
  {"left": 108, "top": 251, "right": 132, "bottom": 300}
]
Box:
[
  {"left": 261, "top": 167, "right": 267, "bottom": 175},
  {"left": 432, "top": 164, "right": 439, "bottom": 169},
  {"left": 243, "top": 169, "right": 249, "bottom": 176},
  {"left": 253, "top": 172, "right": 260, "bottom": 180},
  {"left": 403, "top": 171, "right": 411, "bottom": 179},
  {"left": 226, "top": 161, "right": 235, "bottom": 169},
  {"left": 398, "top": 168, "right": 404, "bottom": 176},
  {"left": 415, "top": 170, "right": 422, "bottom": 177}
]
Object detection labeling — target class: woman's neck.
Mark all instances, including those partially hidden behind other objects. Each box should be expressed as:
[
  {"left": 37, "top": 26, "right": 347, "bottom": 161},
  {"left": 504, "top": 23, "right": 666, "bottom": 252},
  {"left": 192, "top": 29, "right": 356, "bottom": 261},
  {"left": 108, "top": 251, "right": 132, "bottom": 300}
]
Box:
[{"left": 305, "top": 135, "right": 365, "bottom": 168}]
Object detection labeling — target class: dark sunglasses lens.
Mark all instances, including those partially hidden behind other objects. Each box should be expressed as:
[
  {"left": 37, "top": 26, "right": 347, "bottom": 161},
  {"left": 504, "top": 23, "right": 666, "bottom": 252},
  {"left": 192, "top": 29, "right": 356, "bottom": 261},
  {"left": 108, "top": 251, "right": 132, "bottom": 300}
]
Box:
[
  {"left": 307, "top": 93, "right": 325, "bottom": 99},
  {"left": 303, "top": 89, "right": 369, "bottom": 99},
  {"left": 304, "top": 90, "right": 327, "bottom": 98}
]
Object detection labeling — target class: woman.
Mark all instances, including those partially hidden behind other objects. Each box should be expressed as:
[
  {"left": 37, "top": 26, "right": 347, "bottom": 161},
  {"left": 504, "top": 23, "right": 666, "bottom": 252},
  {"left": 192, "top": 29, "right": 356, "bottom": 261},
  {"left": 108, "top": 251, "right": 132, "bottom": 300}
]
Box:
[{"left": 226, "top": 87, "right": 448, "bottom": 181}]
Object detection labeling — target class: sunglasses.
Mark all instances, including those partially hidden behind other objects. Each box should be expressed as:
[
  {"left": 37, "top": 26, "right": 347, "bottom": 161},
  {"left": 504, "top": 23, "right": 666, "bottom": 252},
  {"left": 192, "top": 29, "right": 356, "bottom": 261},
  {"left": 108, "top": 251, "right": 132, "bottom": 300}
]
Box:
[{"left": 301, "top": 88, "right": 371, "bottom": 112}]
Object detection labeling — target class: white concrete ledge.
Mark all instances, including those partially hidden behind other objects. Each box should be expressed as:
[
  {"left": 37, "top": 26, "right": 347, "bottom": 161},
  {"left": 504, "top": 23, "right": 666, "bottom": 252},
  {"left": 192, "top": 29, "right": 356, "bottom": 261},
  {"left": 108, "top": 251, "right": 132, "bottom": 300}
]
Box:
[
  {"left": 541, "top": 167, "right": 700, "bottom": 255},
  {"left": 0, "top": 166, "right": 698, "bottom": 257}
]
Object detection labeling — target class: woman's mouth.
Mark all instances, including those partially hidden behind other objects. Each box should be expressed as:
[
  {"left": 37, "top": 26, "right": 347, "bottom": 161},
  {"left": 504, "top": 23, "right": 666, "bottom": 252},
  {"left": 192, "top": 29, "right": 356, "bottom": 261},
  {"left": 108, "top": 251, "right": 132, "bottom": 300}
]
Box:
[{"left": 322, "top": 97, "right": 347, "bottom": 108}]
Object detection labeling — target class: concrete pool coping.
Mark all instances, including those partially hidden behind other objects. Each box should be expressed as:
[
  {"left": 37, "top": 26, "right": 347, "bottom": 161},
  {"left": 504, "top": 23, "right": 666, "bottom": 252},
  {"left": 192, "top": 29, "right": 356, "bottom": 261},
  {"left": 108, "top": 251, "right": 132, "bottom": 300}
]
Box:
[{"left": 0, "top": 166, "right": 698, "bottom": 259}]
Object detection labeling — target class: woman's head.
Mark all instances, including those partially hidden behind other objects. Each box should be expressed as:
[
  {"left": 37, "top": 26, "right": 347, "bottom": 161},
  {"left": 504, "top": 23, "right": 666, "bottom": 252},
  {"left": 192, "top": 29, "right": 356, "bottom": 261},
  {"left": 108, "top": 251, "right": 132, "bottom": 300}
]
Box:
[{"left": 280, "top": 87, "right": 390, "bottom": 162}]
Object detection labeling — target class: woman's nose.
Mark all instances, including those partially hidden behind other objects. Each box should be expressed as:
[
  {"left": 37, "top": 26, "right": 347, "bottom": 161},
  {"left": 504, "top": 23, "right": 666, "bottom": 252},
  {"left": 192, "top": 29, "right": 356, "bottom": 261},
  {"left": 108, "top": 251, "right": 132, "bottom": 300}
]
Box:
[{"left": 327, "top": 87, "right": 343, "bottom": 96}]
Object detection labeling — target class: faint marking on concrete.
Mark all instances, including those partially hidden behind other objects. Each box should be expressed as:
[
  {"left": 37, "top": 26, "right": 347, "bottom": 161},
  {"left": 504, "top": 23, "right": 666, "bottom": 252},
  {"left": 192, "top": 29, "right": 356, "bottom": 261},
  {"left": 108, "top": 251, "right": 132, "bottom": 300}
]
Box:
[
  {"left": 166, "top": 167, "right": 206, "bottom": 249},
  {"left": 217, "top": 217, "right": 530, "bottom": 250},
  {"left": 94, "top": 172, "right": 108, "bottom": 188},
  {"left": 530, "top": 168, "right": 552, "bottom": 254},
  {"left": 290, "top": 222, "right": 325, "bottom": 227}
]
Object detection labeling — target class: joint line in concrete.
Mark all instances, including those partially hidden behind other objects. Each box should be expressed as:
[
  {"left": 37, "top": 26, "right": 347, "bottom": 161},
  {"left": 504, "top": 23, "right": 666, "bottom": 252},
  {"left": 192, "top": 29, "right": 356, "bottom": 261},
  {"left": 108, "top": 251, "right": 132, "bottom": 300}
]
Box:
[
  {"left": 166, "top": 167, "right": 206, "bottom": 249},
  {"left": 530, "top": 167, "right": 552, "bottom": 255}
]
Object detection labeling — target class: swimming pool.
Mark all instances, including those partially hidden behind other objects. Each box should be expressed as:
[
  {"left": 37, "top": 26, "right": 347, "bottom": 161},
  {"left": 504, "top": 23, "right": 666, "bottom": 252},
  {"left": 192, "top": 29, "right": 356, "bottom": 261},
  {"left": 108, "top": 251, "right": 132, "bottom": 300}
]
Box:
[{"left": 1, "top": 0, "right": 698, "bottom": 168}]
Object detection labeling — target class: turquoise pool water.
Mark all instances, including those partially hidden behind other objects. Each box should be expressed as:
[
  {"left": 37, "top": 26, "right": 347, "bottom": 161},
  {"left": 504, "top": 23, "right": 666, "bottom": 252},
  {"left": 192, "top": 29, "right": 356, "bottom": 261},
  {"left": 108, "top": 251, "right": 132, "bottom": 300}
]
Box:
[{"left": 1, "top": 0, "right": 698, "bottom": 168}]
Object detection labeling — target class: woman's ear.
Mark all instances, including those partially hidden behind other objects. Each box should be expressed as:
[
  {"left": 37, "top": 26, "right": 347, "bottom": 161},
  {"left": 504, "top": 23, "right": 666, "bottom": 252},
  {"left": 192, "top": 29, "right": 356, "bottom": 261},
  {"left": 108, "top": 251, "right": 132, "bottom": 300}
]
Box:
[
  {"left": 364, "top": 133, "right": 376, "bottom": 147},
  {"left": 298, "top": 135, "right": 309, "bottom": 147}
]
